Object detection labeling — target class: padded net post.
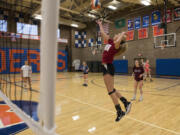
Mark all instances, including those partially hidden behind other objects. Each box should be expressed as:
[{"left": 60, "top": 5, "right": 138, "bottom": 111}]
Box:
[
  {"left": 0, "top": 0, "right": 59, "bottom": 134},
  {"left": 39, "top": 0, "right": 60, "bottom": 132}
]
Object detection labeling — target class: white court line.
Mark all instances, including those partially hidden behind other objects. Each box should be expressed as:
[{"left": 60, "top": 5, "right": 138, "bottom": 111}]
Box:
[
  {"left": 0, "top": 120, "right": 4, "bottom": 128},
  {"left": 58, "top": 94, "right": 180, "bottom": 135}
]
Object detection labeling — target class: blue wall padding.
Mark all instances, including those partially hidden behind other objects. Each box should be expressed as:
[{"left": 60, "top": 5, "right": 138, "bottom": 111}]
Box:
[
  {"left": 156, "top": 59, "right": 180, "bottom": 76},
  {"left": 113, "top": 60, "right": 128, "bottom": 73}
]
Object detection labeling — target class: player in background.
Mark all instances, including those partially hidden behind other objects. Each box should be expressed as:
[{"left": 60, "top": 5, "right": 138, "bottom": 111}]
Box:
[
  {"left": 82, "top": 61, "right": 89, "bottom": 86},
  {"left": 21, "top": 61, "right": 32, "bottom": 88},
  {"left": 131, "top": 60, "right": 144, "bottom": 101}
]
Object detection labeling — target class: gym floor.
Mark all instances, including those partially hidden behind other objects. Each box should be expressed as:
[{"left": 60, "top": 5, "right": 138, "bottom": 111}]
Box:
[{"left": 15, "top": 72, "right": 180, "bottom": 135}]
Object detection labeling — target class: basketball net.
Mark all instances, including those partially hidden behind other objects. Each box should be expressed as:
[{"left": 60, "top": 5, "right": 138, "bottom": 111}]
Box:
[{"left": 160, "top": 43, "right": 165, "bottom": 50}]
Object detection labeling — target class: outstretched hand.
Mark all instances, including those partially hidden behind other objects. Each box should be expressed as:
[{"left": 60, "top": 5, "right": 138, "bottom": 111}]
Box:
[
  {"left": 121, "top": 32, "right": 127, "bottom": 37},
  {"left": 96, "top": 20, "right": 102, "bottom": 25},
  {"left": 122, "top": 32, "right": 127, "bottom": 41}
]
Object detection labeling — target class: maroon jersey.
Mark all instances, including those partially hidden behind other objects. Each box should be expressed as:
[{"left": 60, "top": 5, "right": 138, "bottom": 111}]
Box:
[
  {"left": 133, "top": 66, "right": 144, "bottom": 81},
  {"left": 102, "top": 39, "right": 120, "bottom": 64}
]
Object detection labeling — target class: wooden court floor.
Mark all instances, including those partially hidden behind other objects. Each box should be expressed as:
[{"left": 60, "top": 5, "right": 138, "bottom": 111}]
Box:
[{"left": 4, "top": 72, "right": 180, "bottom": 135}]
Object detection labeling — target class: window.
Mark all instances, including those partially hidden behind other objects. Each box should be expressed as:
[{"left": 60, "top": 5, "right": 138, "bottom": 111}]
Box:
[
  {"left": 57, "top": 29, "right": 60, "bottom": 39},
  {"left": 17, "top": 22, "right": 38, "bottom": 35},
  {"left": 0, "top": 20, "right": 7, "bottom": 32}
]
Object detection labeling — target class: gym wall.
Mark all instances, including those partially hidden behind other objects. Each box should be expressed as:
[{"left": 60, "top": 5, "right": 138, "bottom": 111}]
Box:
[
  {"left": 0, "top": 13, "right": 71, "bottom": 72},
  {"left": 81, "top": 6, "right": 180, "bottom": 74}
]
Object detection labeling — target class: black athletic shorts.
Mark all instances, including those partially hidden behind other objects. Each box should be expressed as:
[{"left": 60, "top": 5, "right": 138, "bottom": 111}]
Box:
[{"left": 102, "top": 64, "right": 115, "bottom": 76}]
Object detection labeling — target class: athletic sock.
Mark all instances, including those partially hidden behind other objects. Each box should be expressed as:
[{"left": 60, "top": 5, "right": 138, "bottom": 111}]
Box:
[
  {"left": 115, "top": 105, "right": 125, "bottom": 122},
  {"left": 139, "top": 95, "right": 143, "bottom": 101},
  {"left": 120, "top": 97, "right": 128, "bottom": 106},
  {"left": 115, "top": 104, "right": 122, "bottom": 113},
  {"left": 131, "top": 95, "right": 136, "bottom": 101}
]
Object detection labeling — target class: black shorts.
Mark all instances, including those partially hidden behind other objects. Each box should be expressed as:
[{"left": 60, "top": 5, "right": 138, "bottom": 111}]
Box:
[
  {"left": 102, "top": 64, "right": 115, "bottom": 76},
  {"left": 135, "top": 77, "right": 143, "bottom": 82},
  {"left": 84, "top": 72, "right": 88, "bottom": 74}
]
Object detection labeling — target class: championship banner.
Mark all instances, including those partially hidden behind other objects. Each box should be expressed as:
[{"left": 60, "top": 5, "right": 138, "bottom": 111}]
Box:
[
  {"left": 134, "top": 17, "right": 141, "bottom": 29},
  {"left": 126, "top": 30, "right": 134, "bottom": 41},
  {"left": 115, "top": 18, "right": 126, "bottom": 29},
  {"left": 142, "top": 15, "right": 149, "bottom": 28},
  {"left": 151, "top": 11, "right": 161, "bottom": 26},
  {"left": 166, "top": 10, "right": 172, "bottom": 23},
  {"left": 163, "top": 10, "right": 172, "bottom": 23},
  {"left": 128, "top": 19, "right": 134, "bottom": 31},
  {"left": 138, "top": 28, "right": 148, "bottom": 39},
  {"left": 174, "top": 7, "right": 180, "bottom": 21},
  {"left": 153, "top": 25, "right": 164, "bottom": 37}
]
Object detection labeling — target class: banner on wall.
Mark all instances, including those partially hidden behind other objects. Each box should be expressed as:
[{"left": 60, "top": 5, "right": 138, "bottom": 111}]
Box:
[
  {"left": 134, "top": 17, "right": 141, "bottom": 29},
  {"left": 126, "top": 30, "right": 134, "bottom": 41},
  {"left": 151, "top": 11, "right": 161, "bottom": 26},
  {"left": 174, "top": 7, "right": 180, "bottom": 21},
  {"left": 138, "top": 28, "right": 148, "bottom": 39},
  {"left": 153, "top": 25, "right": 164, "bottom": 37},
  {"left": 142, "top": 15, "right": 149, "bottom": 28},
  {"left": 163, "top": 10, "right": 172, "bottom": 23},
  {"left": 128, "top": 19, "right": 134, "bottom": 31},
  {"left": 0, "top": 48, "right": 67, "bottom": 73},
  {"left": 115, "top": 18, "right": 126, "bottom": 29}
]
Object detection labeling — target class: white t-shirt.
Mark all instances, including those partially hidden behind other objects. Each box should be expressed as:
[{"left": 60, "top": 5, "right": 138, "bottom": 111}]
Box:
[
  {"left": 21, "top": 65, "right": 32, "bottom": 77},
  {"left": 72, "top": 59, "right": 80, "bottom": 70}
]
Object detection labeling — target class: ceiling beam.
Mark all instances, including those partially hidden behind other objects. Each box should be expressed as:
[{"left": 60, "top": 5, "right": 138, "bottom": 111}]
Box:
[
  {"left": 59, "top": 17, "right": 87, "bottom": 29},
  {"left": 31, "top": 0, "right": 112, "bottom": 23}
]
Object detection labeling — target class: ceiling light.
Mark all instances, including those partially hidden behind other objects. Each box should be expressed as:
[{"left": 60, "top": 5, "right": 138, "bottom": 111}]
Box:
[
  {"left": 90, "top": 10, "right": 98, "bottom": 14},
  {"left": 141, "top": 0, "right": 151, "bottom": 6},
  {"left": 87, "top": 14, "right": 96, "bottom": 18},
  {"left": 111, "top": 0, "right": 120, "bottom": 4},
  {"left": 34, "top": 14, "right": 42, "bottom": 20},
  {"left": 71, "top": 24, "right": 78, "bottom": 28},
  {"left": 107, "top": 5, "right": 117, "bottom": 10}
]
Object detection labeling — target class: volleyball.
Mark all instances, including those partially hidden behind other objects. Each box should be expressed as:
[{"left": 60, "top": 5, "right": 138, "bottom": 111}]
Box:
[{"left": 91, "top": 0, "right": 100, "bottom": 9}]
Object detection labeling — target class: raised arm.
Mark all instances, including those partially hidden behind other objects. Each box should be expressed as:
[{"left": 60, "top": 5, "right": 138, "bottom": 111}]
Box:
[
  {"left": 96, "top": 20, "right": 109, "bottom": 41},
  {"left": 114, "top": 32, "right": 127, "bottom": 49}
]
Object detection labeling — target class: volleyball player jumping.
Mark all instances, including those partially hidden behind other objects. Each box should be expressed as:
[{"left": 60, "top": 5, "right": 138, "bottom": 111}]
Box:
[{"left": 97, "top": 20, "right": 132, "bottom": 122}]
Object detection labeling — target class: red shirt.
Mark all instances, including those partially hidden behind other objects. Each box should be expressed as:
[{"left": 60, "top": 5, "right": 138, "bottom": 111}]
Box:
[
  {"left": 102, "top": 39, "right": 120, "bottom": 64},
  {"left": 145, "top": 63, "right": 150, "bottom": 70}
]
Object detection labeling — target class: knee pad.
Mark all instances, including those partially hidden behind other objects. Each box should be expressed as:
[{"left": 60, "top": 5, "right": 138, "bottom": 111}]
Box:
[{"left": 108, "top": 89, "right": 116, "bottom": 95}]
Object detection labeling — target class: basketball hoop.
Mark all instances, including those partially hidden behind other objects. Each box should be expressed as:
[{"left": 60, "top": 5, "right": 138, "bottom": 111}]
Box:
[
  {"left": 160, "top": 43, "right": 165, "bottom": 50},
  {"left": 154, "top": 33, "right": 176, "bottom": 48}
]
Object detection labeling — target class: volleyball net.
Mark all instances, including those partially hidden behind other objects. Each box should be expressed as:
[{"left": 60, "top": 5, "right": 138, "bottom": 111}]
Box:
[{"left": 0, "top": 0, "right": 59, "bottom": 134}]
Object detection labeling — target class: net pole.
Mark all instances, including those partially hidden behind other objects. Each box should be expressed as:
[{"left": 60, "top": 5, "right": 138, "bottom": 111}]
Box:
[
  {"left": 39, "top": 0, "right": 59, "bottom": 132},
  {"left": 164, "top": 0, "right": 168, "bottom": 44}
]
